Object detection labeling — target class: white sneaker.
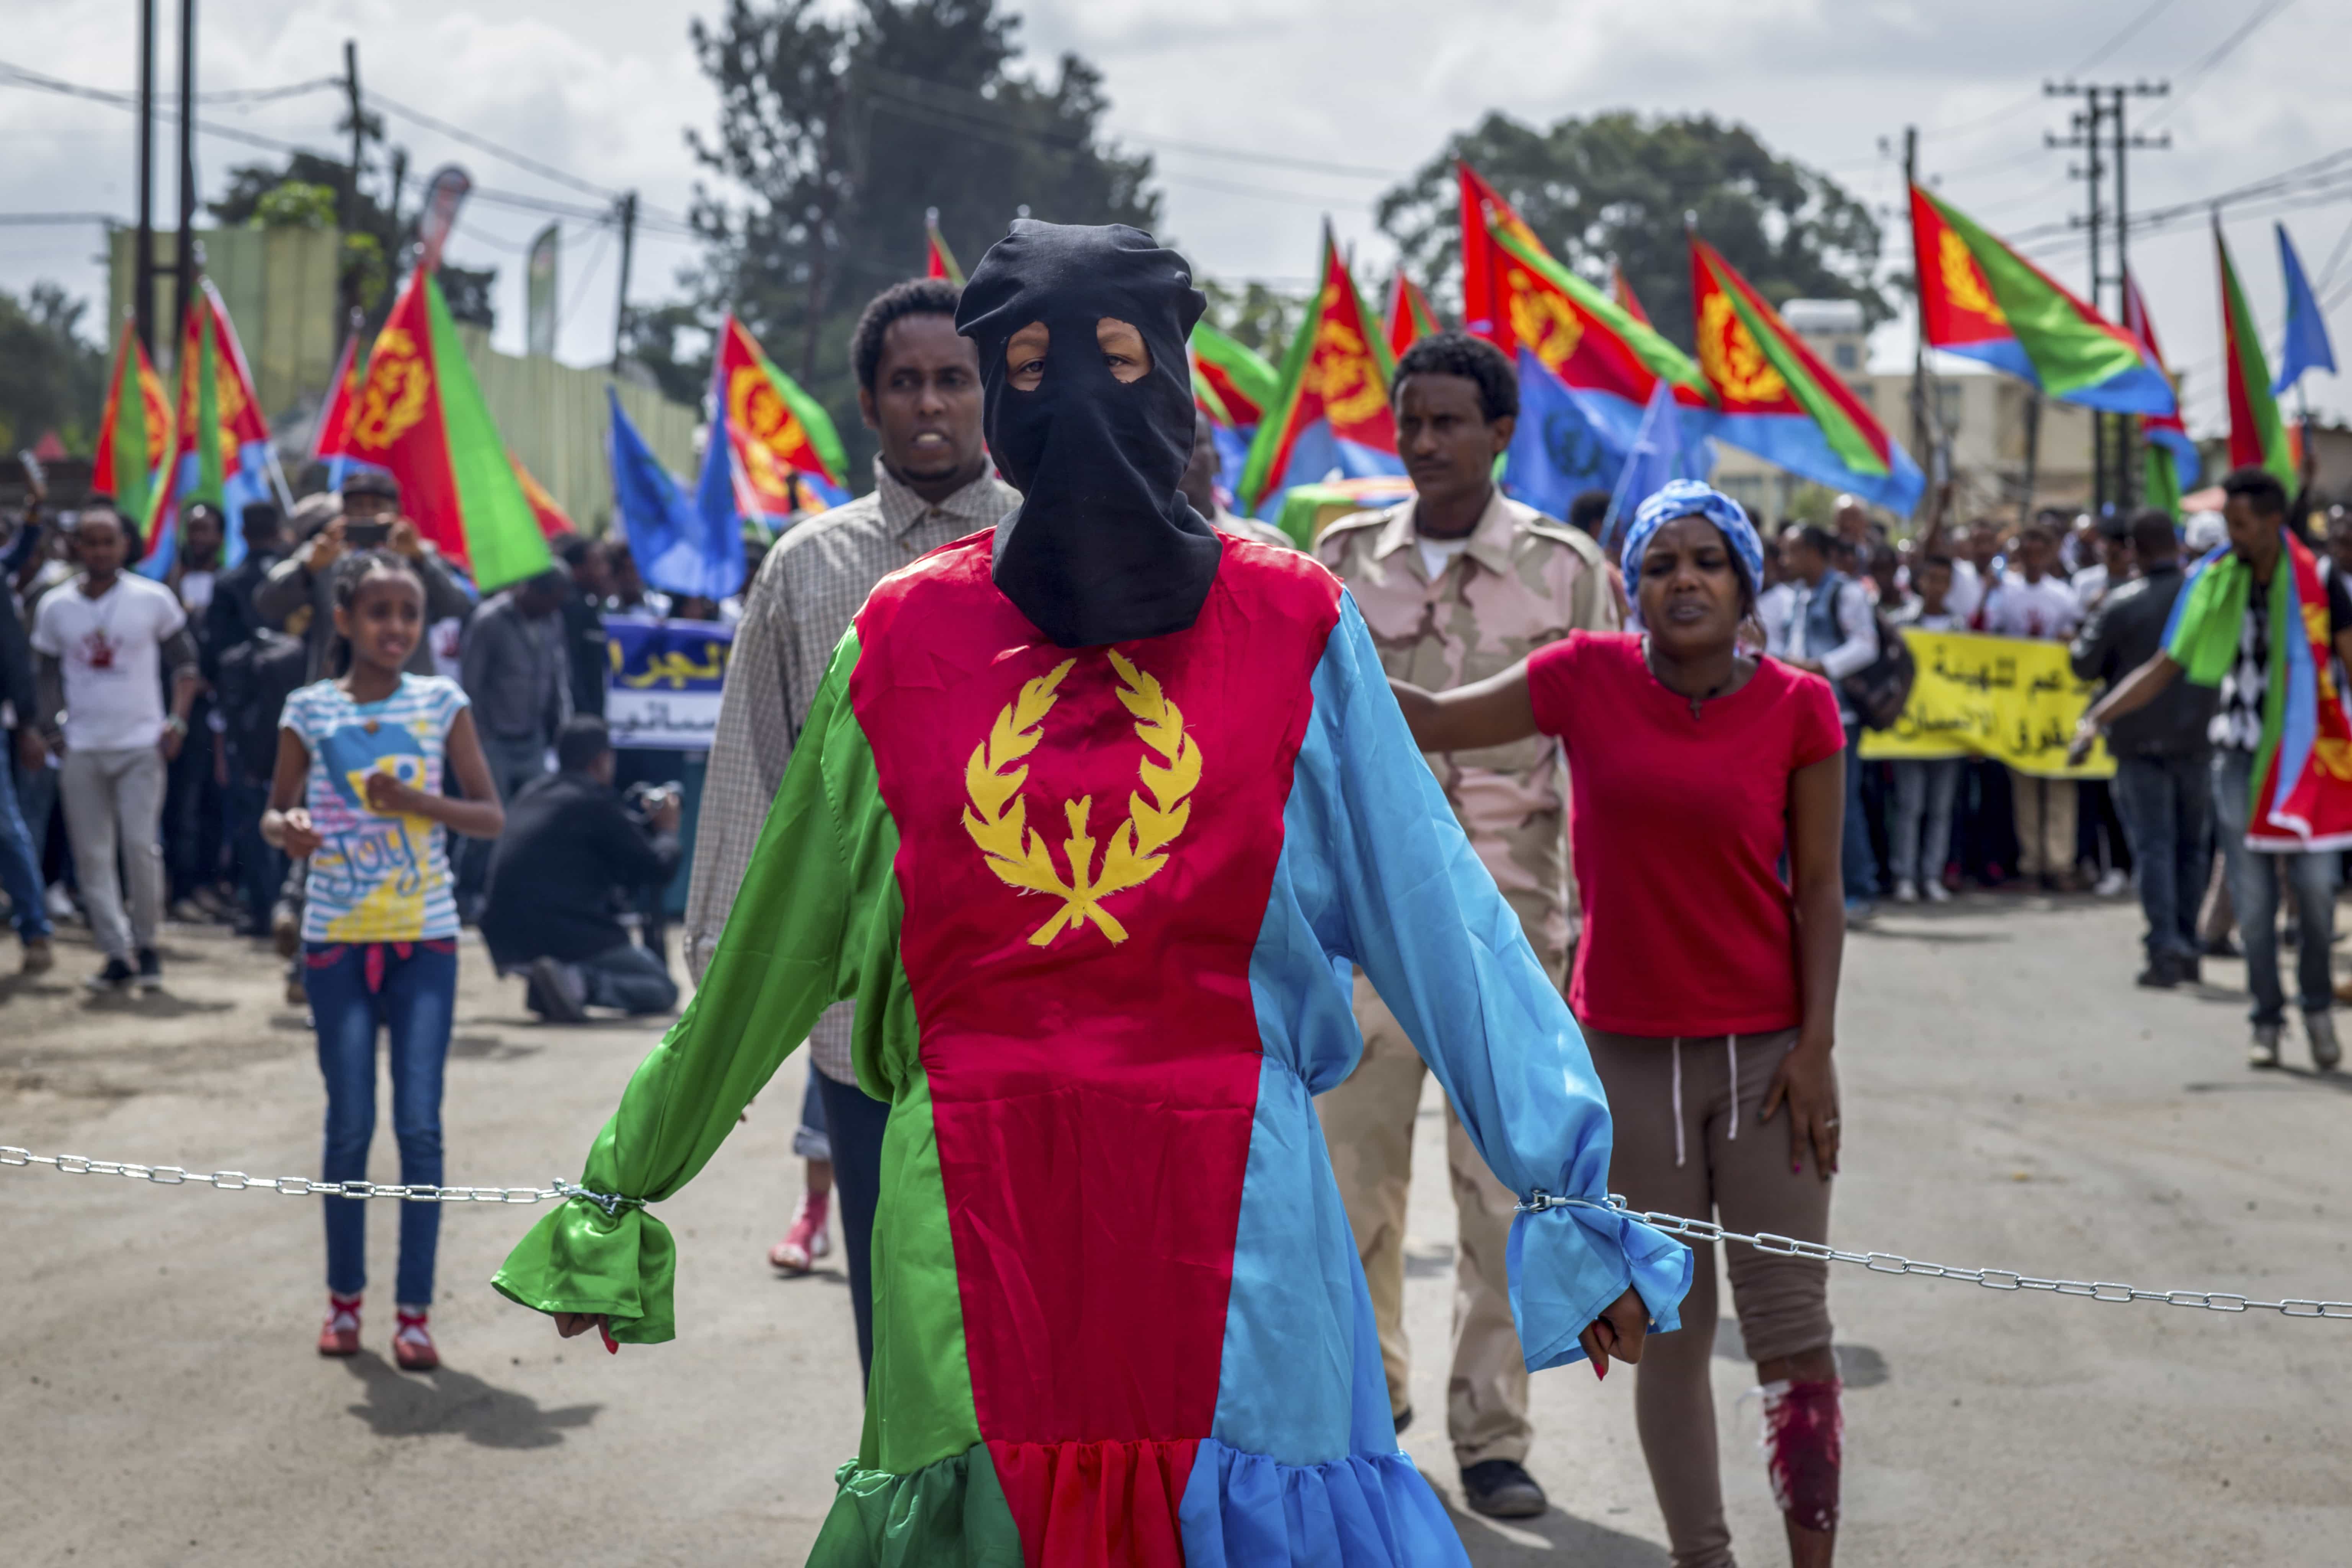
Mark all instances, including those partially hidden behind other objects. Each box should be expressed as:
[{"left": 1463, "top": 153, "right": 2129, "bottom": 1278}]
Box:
[
  {"left": 44, "top": 882, "right": 75, "bottom": 922},
  {"left": 1923, "top": 879, "right": 1953, "bottom": 903},
  {"left": 2093, "top": 868, "right": 2130, "bottom": 898},
  {"left": 1893, "top": 878, "right": 1920, "bottom": 904}
]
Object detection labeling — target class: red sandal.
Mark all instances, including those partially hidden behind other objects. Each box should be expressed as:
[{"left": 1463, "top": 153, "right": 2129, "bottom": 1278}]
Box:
[
  {"left": 392, "top": 1308, "right": 438, "bottom": 1372},
  {"left": 317, "top": 1292, "right": 362, "bottom": 1357}
]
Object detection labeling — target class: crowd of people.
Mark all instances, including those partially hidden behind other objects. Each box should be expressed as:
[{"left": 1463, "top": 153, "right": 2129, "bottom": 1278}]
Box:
[{"left": 7, "top": 220, "right": 2345, "bottom": 1568}]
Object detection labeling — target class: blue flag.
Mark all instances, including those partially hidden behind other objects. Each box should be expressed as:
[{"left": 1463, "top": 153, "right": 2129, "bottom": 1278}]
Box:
[
  {"left": 1501, "top": 350, "right": 1625, "bottom": 521},
  {"left": 2274, "top": 223, "right": 2338, "bottom": 395},
  {"left": 609, "top": 387, "right": 744, "bottom": 601},
  {"left": 1601, "top": 372, "right": 1713, "bottom": 544}
]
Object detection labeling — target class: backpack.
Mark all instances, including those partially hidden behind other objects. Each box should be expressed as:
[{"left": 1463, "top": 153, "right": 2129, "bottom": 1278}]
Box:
[
  {"left": 1840, "top": 605, "right": 1918, "bottom": 732},
  {"left": 215, "top": 627, "right": 307, "bottom": 781}
]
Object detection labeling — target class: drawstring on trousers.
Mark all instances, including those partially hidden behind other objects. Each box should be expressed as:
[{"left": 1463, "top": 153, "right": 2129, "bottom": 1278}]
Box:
[{"left": 1670, "top": 1035, "right": 1743, "bottom": 1169}]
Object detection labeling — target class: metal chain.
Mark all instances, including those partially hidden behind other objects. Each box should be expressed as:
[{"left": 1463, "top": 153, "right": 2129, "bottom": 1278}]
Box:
[
  {"left": 1514, "top": 1187, "right": 2352, "bottom": 1320},
  {"left": 8, "top": 1145, "right": 2345, "bottom": 1320},
  {"left": 0, "top": 1145, "right": 639, "bottom": 1213}
]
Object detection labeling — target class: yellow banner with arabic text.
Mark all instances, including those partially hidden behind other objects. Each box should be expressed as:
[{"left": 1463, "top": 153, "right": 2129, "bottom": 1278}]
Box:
[{"left": 1857, "top": 629, "right": 2113, "bottom": 779}]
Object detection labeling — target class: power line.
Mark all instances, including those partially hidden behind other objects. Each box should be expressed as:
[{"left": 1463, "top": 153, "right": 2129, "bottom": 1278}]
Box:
[
  {"left": 364, "top": 88, "right": 616, "bottom": 204},
  {"left": 2142, "top": 0, "right": 2297, "bottom": 130},
  {"left": 0, "top": 211, "right": 121, "bottom": 225},
  {"left": 2071, "top": 0, "right": 2183, "bottom": 73},
  {"left": 1922, "top": 0, "right": 2198, "bottom": 141}
]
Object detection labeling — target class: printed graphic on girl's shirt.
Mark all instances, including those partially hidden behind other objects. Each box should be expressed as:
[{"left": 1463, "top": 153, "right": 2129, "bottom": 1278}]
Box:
[{"left": 281, "top": 674, "right": 469, "bottom": 942}]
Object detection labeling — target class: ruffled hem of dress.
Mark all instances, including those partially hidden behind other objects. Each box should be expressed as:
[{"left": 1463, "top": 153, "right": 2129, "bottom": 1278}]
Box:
[
  {"left": 1177, "top": 1438, "right": 1469, "bottom": 1568},
  {"left": 808, "top": 1447, "right": 1024, "bottom": 1568},
  {"left": 1508, "top": 1203, "right": 1693, "bottom": 1372}
]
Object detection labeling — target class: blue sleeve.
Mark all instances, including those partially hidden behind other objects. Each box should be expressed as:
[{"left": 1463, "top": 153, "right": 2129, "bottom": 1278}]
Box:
[{"left": 1305, "top": 595, "right": 1691, "bottom": 1369}]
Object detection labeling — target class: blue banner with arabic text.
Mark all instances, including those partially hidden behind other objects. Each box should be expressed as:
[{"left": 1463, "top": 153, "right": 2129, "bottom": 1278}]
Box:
[{"left": 604, "top": 617, "right": 732, "bottom": 751}]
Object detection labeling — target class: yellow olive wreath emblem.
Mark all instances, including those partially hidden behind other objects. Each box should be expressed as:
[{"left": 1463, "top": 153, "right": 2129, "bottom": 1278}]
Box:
[{"left": 961, "top": 650, "right": 1201, "bottom": 946}]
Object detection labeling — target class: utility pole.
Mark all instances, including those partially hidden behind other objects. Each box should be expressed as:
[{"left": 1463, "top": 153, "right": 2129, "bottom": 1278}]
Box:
[
  {"left": 170, "top": 0, "right": 197, "bottom": 357},
  {"left": 1902, "top": 124, "right": 1949, "bottom": 529},
  {"left": 2047, "top": 79, "right": 2169, "bottom": 515},
  {"left": 611, "top": 190, "right": 638, "bottom": 370},
  {"left": 134, "top": 0, "right": 157, "bottom": 358},
  {"left": 342, "top": 40, "right": 362, "bottom": 232}
]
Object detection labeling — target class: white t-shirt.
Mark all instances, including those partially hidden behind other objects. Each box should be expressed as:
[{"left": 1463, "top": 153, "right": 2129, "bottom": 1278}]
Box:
[
  {"left": 1945, "top": 559, "right": 1986, "bottom": 624},
  {"left": 1981, "top": 572, "right": 2082, "bottom": 641},
  {"left": 1417, "top": 534, "right": 1473, "bottom": 582},
  {"left": 31, "top": 573, "right": 187, "bottom": 751},
  {"left": 177, "top": 568, "right": 216, "bottom": 617}
]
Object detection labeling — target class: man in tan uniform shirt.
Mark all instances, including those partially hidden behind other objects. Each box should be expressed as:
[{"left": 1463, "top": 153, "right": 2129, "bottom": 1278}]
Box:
[{"left": 1315, "top": 333, "right": 1618, "bottom": 1519}]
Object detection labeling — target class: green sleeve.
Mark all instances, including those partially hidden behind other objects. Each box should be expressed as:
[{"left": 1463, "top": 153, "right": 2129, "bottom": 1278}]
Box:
[{"left": 493, "top": 631, "right": 885, "bottom": 1341}]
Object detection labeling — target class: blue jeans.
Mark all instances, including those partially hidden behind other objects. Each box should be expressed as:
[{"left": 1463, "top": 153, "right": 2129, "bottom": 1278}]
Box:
[
  {"left": 816, "top": 1071, "right": 890, "bottom": 1386},
  {"left": 2212, "top": 751, "right": 2335, "bottom": 1025},
  {"left": 0, "top": 739, "right": 51, "bottom": 942},
  {"left": 1841, "top": 721, "right": 1879, "bottom": 901},
  {"left": 2111, "top": 753, "right": 2212, "bottom": 964},
  {"left": 225, "top": 777, "right": 283, "bottom": 934},
  {"left": 306, "top": 939, "right": 459, "bottom": 1305},
  {"left": 576, "top": 941, "right": 678, "bottom": 1016},
  {"left": 1890, "top": 758, "right": 1961, "bottom": 885}
]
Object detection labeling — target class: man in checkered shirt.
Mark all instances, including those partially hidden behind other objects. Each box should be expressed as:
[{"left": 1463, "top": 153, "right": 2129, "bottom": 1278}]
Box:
[{"left": 683, "top": 278, "right": 1018, "bottom": 1379}]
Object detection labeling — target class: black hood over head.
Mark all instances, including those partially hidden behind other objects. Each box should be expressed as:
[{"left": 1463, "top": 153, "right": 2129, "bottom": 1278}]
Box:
[{"left": 956, "top": 220, "right": 1220, "bottom": 648}]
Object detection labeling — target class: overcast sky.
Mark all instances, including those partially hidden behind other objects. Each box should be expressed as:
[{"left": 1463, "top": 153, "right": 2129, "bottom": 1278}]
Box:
[{"left": 4, "top": 0, "right": 2345, "bottom": 436}]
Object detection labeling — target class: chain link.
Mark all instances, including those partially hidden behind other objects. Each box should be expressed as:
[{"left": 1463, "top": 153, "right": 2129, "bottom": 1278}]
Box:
[
  {"left": 0, "top": 1145, "right": 639, "bottom": 1212},
  {"left": 1514, "top": 1187, "right": 2352, "bottom": 1320},
  {"left": 8, "top": 1145, "right": 2345, "bottom": 1321}
]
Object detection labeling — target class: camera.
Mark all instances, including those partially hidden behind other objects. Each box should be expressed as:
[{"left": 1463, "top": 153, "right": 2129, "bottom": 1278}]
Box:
[{"left": 623, "top": 780, "right": 683, "bottom": 827}]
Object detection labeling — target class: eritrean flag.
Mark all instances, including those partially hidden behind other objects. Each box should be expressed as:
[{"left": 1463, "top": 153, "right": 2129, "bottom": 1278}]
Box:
[
  {"left": 1689, "top": 234, "right": 1922, "bottom": 515},
  {"left": 1384, "top": 272, "right": 1439, "bottom": 358},
  {"left": 141, "top": 279, "right": 279, "bottom": 578},
  {"left": 343, "top": 265, "right": 552, "bottom": 591},
  {"left": 1910, "top": 183, "right": 2174, "bottom": 416},
  {"left": 92, "top": 318, "right": 171, "bottom": 530},
  {"left": 310, "top": 323, "right": 391, "bottom": 494},
  {"left": 1236, "top": 225, "right": 1403, "bottom": 519},
  {"left": 1611, "top": 262, "right": 1651, "bottom": 327},
  {"left": 2216, "top": 222, "right": 2296, "bottom": 490},
  {"left": 1190, "top": 322, "right": 1276, "bottom": 507},
  {"left": 1457, "top": 162, "right": 1713, "bottom": 518},
  {"left": 2121, "top": 270, "right": 2198, "bottom": 516},
  {"left": 511, "top": 452, "right": 576, "bottom": 539},
  {"left": 924, "top": 212, "right": 966, "bottom": 286},
  {"left": 695, "top": 314, "right": 851, "bottom": 541},
  {"left": 2166, "top": 531, "right": 2352, "bottom": 849}
]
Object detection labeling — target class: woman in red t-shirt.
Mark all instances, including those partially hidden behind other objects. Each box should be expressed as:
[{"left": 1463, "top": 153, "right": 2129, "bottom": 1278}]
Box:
[{"left": 1390, "top": 480, "right": 1848, "bottom": 1568}]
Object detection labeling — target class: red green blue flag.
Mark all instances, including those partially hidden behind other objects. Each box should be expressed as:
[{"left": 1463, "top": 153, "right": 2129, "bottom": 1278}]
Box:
[
  {"left": 310, "top": 323, "right": 389, "bottom": 494},
  {"left": 696, "top": 314, "right": 850, "bottom": 540},
  {"left": 1611, "top": 262, "right": 1651, "bottom": 327},
  {"left": 1190, "top": 322, "right": 1277, "bottom": 509},
  {"left": 92, "top": 317, "right": 171, "bottom": 530},
  {"left": 140, "top": 279, "right": 279, "bottom": 578},
  {"left": 1909, "top": 183, "right": 2174, "bottom": 416},
  {"left": 1689, "top": 234, "right": 1922, "bottom": 514},
  {"left": 511, "top": 452, "right": 575, "bottom": 539},
  {"left": 1384, "top": 272, "right": 1439, "bottom": 358},
  {"left": 2216, "top": 222, "right": 2296, "bottom": 488},
  {"left": 1236, "top": 225, "right": 1402, "bottom": 518},
  {"left": 2166, "top": 529, "right": 2352, "bottom": 848},
  {"left": 1456, "top": 162, "right": 1714, "bottom": 519},
  {"left": 924, "top": 212, "right": 966, "bottom": 286},
  {"left": 344, "top": 265, "right": 552, "bottom": 591},
  {"left": 2121, "top": 270, "right": 2197, "bottom": 515}
]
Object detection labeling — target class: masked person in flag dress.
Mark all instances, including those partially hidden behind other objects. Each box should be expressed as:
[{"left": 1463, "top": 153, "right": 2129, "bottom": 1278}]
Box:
[
  {"left": 494, "top": 221, "right": 1687, "bottom": 1566},
  {"left": 2073, "top": 467, "right": 2352, "bottom": 1073}
]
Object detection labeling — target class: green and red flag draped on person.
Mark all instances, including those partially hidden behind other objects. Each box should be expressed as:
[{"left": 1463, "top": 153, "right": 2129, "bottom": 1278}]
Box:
[{"left": 342, "top": 264, "right": 551, "bottom": 592}]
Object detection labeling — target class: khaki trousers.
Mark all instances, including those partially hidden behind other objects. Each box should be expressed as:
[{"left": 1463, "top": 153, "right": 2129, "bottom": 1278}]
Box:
[
  {"left": 1316, "top": 971, "right": 1530, "bottom": 1467},
  {"left": 2009, "top": 770, "right": 2078, "bottom": 880}
]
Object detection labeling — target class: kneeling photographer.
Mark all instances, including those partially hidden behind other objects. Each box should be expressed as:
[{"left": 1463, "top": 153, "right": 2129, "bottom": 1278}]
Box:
[{"left": 481, "top": 716, "right": 681, "bottom": 1021}]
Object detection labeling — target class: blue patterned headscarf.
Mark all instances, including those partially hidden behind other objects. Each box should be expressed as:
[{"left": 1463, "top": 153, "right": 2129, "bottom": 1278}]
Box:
[{"left": 1620, "top": 479, "right": 1764, "bottom": 607}]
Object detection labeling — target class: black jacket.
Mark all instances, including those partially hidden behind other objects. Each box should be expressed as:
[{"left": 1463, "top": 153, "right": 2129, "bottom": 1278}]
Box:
[
  {"left": 203, "top": 550, "right": 281, "bottom": 684},
  {"left": 0, "top": 573, "right": 34, "bottom": 729},
  {"left": 479, "top": 770, "right": 679, "bottom": 966},
  {"left": 2070, "top": 562, "right": 2216, "bottom": 758},
  {"left": 560, "top": 591, "right": 607, "bottom": 719}
]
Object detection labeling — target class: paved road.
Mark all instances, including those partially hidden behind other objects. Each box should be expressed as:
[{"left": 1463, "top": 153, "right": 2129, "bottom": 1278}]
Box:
[{"left": 5, "top": 895, "right": 2348, "bottom": 1566}]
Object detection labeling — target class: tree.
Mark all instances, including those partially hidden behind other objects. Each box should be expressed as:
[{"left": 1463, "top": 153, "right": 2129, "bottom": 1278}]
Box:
[
  {"left": 211, "top": 151, "right": 492, "bottom": 327},
  {"left": 687, "top": 0, "right": 1159, "bottom": 482},
  {"left": 1378, "top": 112, "right": 1888, "bottom": 356},
  {"left": 0, "top": 283, "right": 110, "bottom": 455},
  {"left": 1200, "top": 278, "right": 1303, "bottom": 361},
  {"left": 621, "top": 300, "right": 717, "bottom": 409}
]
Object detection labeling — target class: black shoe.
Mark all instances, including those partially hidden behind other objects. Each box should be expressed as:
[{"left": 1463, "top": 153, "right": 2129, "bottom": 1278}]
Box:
[
  {"left": 1391, "top": 1405, "right": 1412, "bottom": 1437},
  {"left": 2135, "top": 955, "right": 2179, "bottom": 989},
  {"left": 134, "top": 947, "right": 163, "bottom": 993},
  {"left": 2205, "top": 934, "right": 2241, "bottom": 959},
  {"left": 83, "top": 956, "right": 136, "bottom": 993},
  {"left": 2177, "top": 955, "right": 2202, "bottom": 986},
  {"left": 1460, "top": 1459, "right": 1548, "bottom": 1519}
]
